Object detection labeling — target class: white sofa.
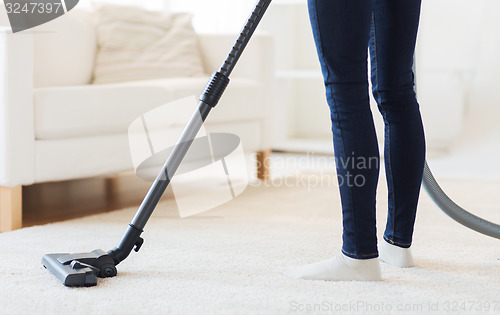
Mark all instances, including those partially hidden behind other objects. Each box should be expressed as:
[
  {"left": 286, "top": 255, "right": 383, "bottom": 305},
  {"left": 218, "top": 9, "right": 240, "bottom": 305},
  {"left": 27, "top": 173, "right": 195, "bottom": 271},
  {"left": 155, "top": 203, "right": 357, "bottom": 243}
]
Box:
[{"left": 0, "top": 9, "right": 274, "bottom": 231}]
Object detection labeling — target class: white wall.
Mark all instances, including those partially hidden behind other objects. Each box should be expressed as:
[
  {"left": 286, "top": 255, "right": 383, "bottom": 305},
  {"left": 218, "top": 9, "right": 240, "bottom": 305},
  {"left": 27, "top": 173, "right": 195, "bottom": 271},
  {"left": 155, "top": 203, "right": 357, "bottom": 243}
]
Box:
[
  {"left": 82, "top": 0, "right": 168, "bottom": 11},
  {"left": 87, "top": 0, "right": 256, "bottom": 33},
  {"left": 169, "top": 0, "right": 255, "bottom": 33}
]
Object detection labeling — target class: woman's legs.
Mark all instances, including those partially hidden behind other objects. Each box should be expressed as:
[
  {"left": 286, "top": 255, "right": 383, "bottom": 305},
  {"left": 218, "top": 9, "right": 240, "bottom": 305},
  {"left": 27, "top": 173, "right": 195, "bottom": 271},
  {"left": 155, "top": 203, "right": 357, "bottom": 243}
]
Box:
[
  {"left": 286, "top": 0, "right": 382, "bottom": 281},
  {"left": 288, "top": 0, "right": 425, "bottom": 280},
  {"left": 308, "top": 0, "right": 380, "bottom": 260},
  {"left": 369, "top": 0, "right": 425, "bottom": 255}
]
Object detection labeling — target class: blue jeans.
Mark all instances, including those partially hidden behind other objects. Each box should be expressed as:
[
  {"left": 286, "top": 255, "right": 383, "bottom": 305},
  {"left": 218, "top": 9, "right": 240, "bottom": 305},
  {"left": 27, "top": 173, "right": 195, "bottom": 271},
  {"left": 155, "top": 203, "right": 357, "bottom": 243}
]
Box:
[{"left": 308, "top": 0, "right": 426, "bottom": 259}]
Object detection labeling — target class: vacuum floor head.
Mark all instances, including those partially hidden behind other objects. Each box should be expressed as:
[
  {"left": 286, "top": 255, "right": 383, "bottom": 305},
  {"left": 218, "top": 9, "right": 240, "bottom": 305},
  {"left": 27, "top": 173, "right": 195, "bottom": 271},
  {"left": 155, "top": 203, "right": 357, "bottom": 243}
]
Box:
[{"left": 42, "top": 249, "right": 117, "bottom": 287}]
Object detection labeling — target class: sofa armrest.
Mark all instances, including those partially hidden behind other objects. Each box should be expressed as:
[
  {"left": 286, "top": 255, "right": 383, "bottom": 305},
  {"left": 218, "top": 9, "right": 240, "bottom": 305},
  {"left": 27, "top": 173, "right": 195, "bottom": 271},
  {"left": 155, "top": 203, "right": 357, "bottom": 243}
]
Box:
[{"left": 0, "top": 27, "right": 35, "bottom": 186}]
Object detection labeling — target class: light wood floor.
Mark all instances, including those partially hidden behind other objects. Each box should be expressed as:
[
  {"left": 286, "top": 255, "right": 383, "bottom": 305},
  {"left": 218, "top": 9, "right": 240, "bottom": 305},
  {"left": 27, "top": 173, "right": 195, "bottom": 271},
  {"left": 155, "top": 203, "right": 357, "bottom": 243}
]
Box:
[{"left": 22, "top": 175, "right": 160, "bottom": 227}]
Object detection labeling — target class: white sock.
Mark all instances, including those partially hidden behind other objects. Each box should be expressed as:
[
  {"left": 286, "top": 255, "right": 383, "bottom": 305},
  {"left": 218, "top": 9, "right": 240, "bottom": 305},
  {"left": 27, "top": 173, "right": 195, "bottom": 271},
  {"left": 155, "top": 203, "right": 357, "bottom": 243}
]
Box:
[
  {"left": 285, "top": 252, "right": 382, "bottom": 281},
  {"left": 378, "top": 239, "right": 415, "bottom": 268}
]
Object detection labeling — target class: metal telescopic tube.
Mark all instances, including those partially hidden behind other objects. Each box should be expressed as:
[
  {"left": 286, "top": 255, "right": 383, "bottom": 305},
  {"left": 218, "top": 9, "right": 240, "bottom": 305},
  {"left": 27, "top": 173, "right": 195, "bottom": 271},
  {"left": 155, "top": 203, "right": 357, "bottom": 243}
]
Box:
[
  {"left": 109, "top": 0, "right": 274, "bottom": 265},
  {"left": 131, "top": 0, "right": 273, "bottom": 230},
  {"left": 131, "top": 103, "right": 212, "bottom": 230},
  {"left": 109, "top": 103, "right": 212, "bottom": 264},
  {"left": 128, "top": 0, "right": 273, "bottom": 231}
]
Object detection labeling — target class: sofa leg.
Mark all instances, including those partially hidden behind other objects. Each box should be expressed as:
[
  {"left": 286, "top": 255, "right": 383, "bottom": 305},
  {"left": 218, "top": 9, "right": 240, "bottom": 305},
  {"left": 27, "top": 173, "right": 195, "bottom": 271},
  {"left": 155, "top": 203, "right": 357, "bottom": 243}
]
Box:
[
  {"left": 105, "top": 176, "right": 124, "bottom": 207},
  {"left": 256, "top": 149, "right": 271, "bottom": 180},
  {"left": 105, "top": 177, "right": 120, "bottom": 198},
  {"left": 0, "top": 186, "right": 22, "bottom": 232}
]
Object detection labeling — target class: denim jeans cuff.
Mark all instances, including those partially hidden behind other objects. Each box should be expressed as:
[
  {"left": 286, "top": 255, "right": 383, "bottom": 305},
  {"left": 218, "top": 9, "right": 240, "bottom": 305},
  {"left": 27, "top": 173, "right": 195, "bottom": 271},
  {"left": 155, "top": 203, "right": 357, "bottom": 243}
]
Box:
[
  {"left": 383, "top": 235, "right": 412, "bottom": 248},
  {"left": 341, "top": 249, "right": 379, "bottom": 260}
]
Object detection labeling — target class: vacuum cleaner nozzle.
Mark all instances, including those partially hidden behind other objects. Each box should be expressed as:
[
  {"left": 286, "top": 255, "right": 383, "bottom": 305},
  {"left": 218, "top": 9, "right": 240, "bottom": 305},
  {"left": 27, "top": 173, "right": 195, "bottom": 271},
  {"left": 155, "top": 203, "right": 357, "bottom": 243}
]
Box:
[{"left": 42, "top": 249, "right": 117, "bottom": 287}]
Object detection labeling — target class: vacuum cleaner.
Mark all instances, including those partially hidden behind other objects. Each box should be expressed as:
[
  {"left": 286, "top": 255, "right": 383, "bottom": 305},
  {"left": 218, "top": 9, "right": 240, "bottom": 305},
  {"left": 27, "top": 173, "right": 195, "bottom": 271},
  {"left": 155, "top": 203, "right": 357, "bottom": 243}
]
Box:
[{"left": 42, "top": 0, "right": 499, "bottom": 287}]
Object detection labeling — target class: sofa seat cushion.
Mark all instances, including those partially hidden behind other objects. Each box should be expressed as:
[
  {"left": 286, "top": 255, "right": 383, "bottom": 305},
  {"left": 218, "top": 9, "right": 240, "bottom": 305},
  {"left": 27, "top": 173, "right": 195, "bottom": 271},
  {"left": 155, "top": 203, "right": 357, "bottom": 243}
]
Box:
[{"left": 34, "top": 77, "right": 263, "bottom": 140}]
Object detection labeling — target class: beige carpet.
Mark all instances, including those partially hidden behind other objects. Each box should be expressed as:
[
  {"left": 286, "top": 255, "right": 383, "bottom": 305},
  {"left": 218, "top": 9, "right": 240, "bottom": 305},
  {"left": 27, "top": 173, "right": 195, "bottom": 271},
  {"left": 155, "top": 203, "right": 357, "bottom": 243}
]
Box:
[{"left": 1, "top": 173, "right": 499, "bottom": 315}]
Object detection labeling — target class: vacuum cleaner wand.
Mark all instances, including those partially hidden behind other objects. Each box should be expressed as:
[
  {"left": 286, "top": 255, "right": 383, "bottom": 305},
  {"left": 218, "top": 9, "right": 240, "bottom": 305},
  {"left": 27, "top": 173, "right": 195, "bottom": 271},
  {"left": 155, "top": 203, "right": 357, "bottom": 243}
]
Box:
[{"left": 42, "top": 0, "right": 273, "bottom": 287}]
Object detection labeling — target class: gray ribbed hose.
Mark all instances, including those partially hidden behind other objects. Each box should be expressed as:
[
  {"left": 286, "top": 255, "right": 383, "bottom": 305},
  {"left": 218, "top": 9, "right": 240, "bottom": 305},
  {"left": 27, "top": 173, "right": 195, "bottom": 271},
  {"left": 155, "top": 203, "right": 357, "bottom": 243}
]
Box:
[{"left": 422, "top": 161, "right": 500, "bottom": 239}]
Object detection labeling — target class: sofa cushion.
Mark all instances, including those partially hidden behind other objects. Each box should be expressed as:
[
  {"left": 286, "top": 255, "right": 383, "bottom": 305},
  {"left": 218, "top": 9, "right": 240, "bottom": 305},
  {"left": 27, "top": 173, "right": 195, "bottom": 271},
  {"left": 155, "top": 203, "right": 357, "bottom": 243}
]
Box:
[
  {"left": 92, "top": 5, "right": 205, "bottom": 84},
  {"left": 33, "top": 10, "right": 96, "bottom": 88},
  {"left": 34, "top": 77, "right": 262, "bottom": 140}
]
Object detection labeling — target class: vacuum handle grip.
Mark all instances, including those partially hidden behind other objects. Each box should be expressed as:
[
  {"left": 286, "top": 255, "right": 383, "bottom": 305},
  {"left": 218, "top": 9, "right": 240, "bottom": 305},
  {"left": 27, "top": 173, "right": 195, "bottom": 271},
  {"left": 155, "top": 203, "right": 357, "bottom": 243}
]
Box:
[{"left": 219, "top": 0, "right": 272, "bottom": 77}]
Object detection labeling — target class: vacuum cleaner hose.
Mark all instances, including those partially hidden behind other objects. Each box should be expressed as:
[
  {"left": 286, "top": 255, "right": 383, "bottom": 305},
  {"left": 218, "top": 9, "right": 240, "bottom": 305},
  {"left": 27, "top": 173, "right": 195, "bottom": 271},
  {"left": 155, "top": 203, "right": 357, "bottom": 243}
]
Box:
[{"left": 422, "top": 161, "right": 500, "bottom": 239}]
